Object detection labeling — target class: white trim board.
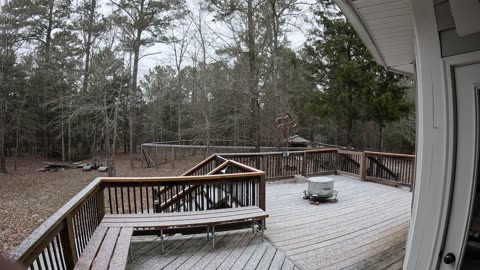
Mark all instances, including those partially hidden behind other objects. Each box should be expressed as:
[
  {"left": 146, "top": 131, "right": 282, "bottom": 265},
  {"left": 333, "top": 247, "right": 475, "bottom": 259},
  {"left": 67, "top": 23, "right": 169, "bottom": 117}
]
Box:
[{"left": 404, "top": 0, "right": 455, "bottom": 269}]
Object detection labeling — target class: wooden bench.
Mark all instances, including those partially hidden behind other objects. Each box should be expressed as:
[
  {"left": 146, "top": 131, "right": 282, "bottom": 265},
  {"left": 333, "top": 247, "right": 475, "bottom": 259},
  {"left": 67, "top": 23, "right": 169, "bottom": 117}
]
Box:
[
  {"left": 75, "top": 207, "right": 268, "bottom": 269},
  {"left": 101, "top": 206, "right": 268, "bottom": 251},
  {"left": 74, "top": 227, "right": 133, "bottom": 270}
]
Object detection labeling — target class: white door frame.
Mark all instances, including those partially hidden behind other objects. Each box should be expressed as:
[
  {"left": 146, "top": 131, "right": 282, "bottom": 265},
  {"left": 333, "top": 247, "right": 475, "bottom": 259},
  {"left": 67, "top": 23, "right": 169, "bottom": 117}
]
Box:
[
  {"left": 405, "top": 0, "right": 455, "bottom": 268},
  {"left": 439, "top": 53, "right": 480, "bottom": 269},
  {"left": 405, "top": 0, "right": 480, "bottom": 264}
]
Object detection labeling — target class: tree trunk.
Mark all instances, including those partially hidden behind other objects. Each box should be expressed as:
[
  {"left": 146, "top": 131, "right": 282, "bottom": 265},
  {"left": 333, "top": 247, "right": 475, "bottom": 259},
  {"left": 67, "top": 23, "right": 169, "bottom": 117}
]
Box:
[
  {"left": 129, "top": 29, "right": 142, "bottom": 169},
  {"left": 43, "top": 0, "right": 55, "bottom": 155},
  {"left": 378, "top": 125, "right": 384, "bottom": 152},
  {"left": 247, "top": 0, "right": 260, "bottom": 151},
  {"left": 82, "top": 0, "right": 96, "bottom": 93},
  {"left": 270, "top": 0, "right": 279, "bottom": 110},
  {"left": 0, "top": 101, "right": 6, "bottom": 174},
  {"left": 68, "top": 117, "right": 71, "bottom": 161},
  {"left": 176, "top": 68, "right": 183, "bottom": 142},
  {"left": 61, "top": 106, "right": 65, "bottom": 162}
]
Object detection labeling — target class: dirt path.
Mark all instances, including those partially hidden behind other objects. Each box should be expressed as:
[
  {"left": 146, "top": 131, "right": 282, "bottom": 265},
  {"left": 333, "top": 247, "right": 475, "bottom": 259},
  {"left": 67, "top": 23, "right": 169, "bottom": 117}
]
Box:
[{"left": 0, "top": 154, "right": 204, "bottom": 256}]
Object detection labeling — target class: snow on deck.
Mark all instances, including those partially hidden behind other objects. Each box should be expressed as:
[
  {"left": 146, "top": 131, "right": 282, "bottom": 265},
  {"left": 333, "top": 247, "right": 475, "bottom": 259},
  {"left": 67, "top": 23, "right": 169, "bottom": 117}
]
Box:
[{"left": 127, "top": 175, "right": 411, "bottom": 270}]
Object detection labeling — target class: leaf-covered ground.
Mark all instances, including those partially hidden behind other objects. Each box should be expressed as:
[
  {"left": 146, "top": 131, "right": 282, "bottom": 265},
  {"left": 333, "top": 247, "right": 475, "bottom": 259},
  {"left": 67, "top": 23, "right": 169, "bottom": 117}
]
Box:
[{"left": 0, "top": 154, "right": 204, "bottom": 257}]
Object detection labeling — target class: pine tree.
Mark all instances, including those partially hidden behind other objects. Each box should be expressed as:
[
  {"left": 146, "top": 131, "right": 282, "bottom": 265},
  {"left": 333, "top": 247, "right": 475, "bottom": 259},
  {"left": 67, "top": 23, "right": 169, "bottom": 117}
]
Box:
[{"left": 112, "top": 0, "right": 186, "bottom": 168}]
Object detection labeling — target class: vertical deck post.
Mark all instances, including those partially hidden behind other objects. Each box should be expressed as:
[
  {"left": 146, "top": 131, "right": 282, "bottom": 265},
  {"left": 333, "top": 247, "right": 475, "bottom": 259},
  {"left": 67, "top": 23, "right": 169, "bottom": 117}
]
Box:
[
  {"left": 59, "top": 214, "right": 78, "bottom": 270},
  {"left": 96, "top": 188, "right": 105, "bottom": 221},
  {"left": 302, "top": 151, "right": 307, "bottom": 176},
  {"left": 360, "top": 152, "right": 367, "bottom": 181},
  {"left": 334, "top": 150, "right": 339, "bottom": 175},
  {"left": 259, "top": 174, "right": 266, "bottom": 211},
  {"left": 410, "top": 157, "right": 416, "bottom": 192}
]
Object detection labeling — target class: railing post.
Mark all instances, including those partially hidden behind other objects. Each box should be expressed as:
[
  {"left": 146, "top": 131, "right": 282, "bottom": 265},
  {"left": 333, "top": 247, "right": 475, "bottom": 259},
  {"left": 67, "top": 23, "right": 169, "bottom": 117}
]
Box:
[
  {"left": 334, "top": 150, "right": 339, "bottom": 174},
  {"left": 259, "top": 174, "right": 266, "bottom": 211},
  {"left": 410, "top": 157, "right": 416, "bottom": 192},
  {"left": 360, "top": 152, "right": 367, "bottom": 181},
  {"left": 59, "top": 214, "right": 78, "bottom": 270},
  {"left": 96, "top": 188, "right": 105, "bottom": 221},
  {"left": 302, "top": 151, "right": 307, "bottom": 176}
]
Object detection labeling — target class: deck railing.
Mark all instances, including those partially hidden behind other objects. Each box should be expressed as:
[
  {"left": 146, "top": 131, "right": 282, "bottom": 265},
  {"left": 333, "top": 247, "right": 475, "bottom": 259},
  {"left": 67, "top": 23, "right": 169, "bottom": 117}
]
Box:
[
  {"left": 12, "top": 178, "right": 104, "bottom": 270},
  {"left": 218, "top": 149, "right": 338, "bottom": 179},
  {"left": 219, "top": 149, "right": 415, "bottom": 190},
  {"left": 13, "top": 148, "right": 415, "bottom": 269},
  {"left": 140, "top": 143, "right": 310, "bottom": 168},
  {"left": 12, "top": 158, "right": 265, "bottom": 270},
  {"left": 364, "top": 151, "right": 416, "bottom": 189},
  {"left": 336, "top": 150, "right": 363, "bottom": 176}
]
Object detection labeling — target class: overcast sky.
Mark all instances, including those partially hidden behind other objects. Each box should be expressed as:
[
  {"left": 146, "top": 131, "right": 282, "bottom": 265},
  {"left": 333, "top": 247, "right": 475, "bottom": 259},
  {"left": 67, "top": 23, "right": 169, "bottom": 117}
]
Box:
[{"left": 136, "top": 0, "right": 317, "bottom": 78}]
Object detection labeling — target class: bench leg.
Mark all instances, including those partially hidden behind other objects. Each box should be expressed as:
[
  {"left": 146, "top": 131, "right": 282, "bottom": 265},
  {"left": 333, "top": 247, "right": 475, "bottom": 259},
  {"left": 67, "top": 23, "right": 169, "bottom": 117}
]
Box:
[
  {"left": 129, "top": 244, "right": 134, "bottom": 263},
  {"left": 254, "top": 219, "right": 265, "bottom": 242},
  {"left": 160, "top": 229, "right": 165, "bottom": 255},
  {"left": 252, "top": 221, "right": 255, "bottom": 234},
  {"left": 206, "top": 226, "right": 210, "bottom": 240},
  {"left": 261, "top": 219, "right": 265, "bottom": 242},
  {"left": 212, "top": 225, "right": 216, "bottom": 249}
]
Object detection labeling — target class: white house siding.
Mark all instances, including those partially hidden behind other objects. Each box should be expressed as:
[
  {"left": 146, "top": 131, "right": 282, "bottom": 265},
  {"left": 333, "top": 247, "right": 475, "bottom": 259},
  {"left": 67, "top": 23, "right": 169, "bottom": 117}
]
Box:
[{"left": 434, "top": 0, "right": 480, "bottom": 57}]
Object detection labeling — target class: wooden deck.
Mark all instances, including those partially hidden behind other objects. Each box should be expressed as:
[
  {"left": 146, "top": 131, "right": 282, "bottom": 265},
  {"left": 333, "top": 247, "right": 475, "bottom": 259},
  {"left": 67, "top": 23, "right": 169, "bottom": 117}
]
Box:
[{"left": 127, "top": 175, "right": 411, "bottom": 270}]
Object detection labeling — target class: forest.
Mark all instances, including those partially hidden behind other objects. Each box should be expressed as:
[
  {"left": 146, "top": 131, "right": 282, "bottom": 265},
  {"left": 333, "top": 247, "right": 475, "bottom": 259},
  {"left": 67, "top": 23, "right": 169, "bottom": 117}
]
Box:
[{"left": 0, "top": 0, "right": 415, "bottom": 175}]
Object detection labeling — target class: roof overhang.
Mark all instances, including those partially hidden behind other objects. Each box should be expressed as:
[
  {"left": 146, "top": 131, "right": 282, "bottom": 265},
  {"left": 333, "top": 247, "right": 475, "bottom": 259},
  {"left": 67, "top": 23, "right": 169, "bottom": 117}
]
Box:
[{"left": 333, "top": 0, "right": 415, "bottom": 76}]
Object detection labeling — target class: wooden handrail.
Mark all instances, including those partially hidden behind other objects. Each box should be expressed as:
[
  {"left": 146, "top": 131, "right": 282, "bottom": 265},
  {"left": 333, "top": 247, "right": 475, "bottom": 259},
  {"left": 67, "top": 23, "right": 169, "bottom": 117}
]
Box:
[
  {"left": 13, "top": 164, "right": 267, "bottom": 268},
  {"left": 337, "top": 149, "right": 362, "bottom": 155},
  {"left": 304, "top": 148, "right": 338, "bottom": 153},
  {"left": 217, "top": 149, "right": 336, "bottom": 156},
  {"left": 222, "top": 159, "right": 264, "bottom": 173},
  {"left": 364, "top": 151, "right": 415, "bottom": 158},
  {"left": 12, "top": 178, "right": 102, "bottom": 263},
  {"left": 218, "top": 151, "right": 303, "bottom": 156},
  {"left": 182, "top": 154, "right": 217, "bottom": 176},
  {"left": 100, "top": 172, "right": 265, "bottom": 183},
  {"left": 156, "top": 159, "right": 263, "bottom": 211}
]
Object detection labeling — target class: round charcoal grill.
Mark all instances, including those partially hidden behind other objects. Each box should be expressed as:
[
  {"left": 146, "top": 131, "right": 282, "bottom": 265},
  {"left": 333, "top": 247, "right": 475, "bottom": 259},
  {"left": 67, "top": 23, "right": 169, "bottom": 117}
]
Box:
[{"left": 304, "top": 176, "right": 338, "bottom": 202}]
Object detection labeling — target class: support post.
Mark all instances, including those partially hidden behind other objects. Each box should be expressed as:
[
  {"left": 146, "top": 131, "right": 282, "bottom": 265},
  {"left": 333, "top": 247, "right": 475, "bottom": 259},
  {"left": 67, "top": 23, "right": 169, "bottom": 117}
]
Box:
[
  {"left": 59, "top": 214, "right": 78, "bottom": 270},
  {"left": 259, "top": 174, "right": 266, "bottom": 211},
  {"left": 360, "top": 152, "right": 367, "bottom": 181},
  {"left": 212, "top": 225, "right": 216, "bottom": 249},
  {"left": 96, "top": 188, "right": 105, "bottom": 221},
  {"left": 334, "top": 150, "right": 339, "bottom": 175},
  {"left": 302, "top": 151, "right": 307, "bottom": 176},
  {"left": 160, "top": 229, "right": 165, "bottom": 254}
]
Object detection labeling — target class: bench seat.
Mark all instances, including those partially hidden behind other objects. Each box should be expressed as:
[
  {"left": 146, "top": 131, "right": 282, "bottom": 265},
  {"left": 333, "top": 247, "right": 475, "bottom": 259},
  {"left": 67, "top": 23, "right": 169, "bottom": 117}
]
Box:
[
  {"left": 100, "top": 206, "right": 268, "bottom": 228},
  {"left": 74, "top": 227, "right": 133, "bottom": 270},
  {"left": 74, "top": 207, "right": 267, "bottom": 269}
]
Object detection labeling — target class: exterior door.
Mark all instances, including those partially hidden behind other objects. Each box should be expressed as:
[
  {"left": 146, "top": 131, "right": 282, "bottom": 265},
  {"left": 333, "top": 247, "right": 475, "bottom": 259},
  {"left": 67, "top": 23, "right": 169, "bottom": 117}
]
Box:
[{"left": 441, "top": 63, "right": 480, "bottom": 269}]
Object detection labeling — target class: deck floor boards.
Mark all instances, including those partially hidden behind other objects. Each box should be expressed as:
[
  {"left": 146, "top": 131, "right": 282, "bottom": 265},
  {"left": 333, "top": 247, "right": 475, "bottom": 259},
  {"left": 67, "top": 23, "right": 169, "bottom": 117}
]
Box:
[{"left": 127, "top": 175, "right": 411, "bottom": 270}]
